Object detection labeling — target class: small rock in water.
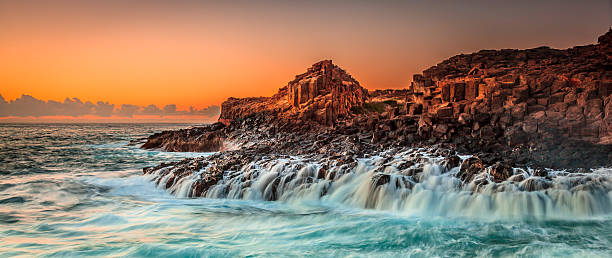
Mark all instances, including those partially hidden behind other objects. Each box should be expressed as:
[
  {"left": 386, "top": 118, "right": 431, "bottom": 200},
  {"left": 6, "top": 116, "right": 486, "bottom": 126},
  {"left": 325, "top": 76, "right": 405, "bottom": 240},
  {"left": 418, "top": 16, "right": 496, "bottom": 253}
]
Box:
[{"left": 458, "top": 157, "right": 484, "bottom": 183}]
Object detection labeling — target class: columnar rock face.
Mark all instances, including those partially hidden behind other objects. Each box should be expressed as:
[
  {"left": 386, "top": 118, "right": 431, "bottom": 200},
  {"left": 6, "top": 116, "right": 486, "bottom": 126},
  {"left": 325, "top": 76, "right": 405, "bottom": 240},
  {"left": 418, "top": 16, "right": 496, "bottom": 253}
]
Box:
[
  {"left": 141, "top": 30, "right": 612, "bottom": 212},
  {"left": 285, "top": 60, "right": 369, "bottom": 125},
  {"left": 218, "top": 96, "right": 287, "bottom": 126},
  {"left": 144, "top": 30, "right": 612, "bottom": 169},
  {"left": 406, "top": 28, "right": 612, "bottom": 145},
  {"left": 218, "top": 60, "right": 368, "bottom": 125}
]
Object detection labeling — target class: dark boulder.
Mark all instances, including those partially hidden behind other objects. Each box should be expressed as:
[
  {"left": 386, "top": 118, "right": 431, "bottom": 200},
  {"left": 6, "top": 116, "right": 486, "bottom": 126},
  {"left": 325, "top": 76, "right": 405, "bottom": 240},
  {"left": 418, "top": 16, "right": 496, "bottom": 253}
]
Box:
[
  {"left": 457, "top": 157, "right": 484, "bottom": 183},
  {"left": 489, "top": 162, "right": 513, "bottom": 183}
]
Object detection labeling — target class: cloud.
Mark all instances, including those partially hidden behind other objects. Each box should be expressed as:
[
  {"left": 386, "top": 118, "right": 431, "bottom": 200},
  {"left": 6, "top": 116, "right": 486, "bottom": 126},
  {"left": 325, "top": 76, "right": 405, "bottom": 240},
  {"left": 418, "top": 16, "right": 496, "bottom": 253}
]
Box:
[
  {"left": 188, "top": 105, "right": 220, "bottom": 117},
  {"left": 117, "top": 104, "right": 142, "bottom": 117},
  {"left": 162, "top": 104, "right": 178, "bottom": 115},
  {"left": 0, "top": 94, "right": 220, "bottom": 118},
  {"left": 142, "top": 104, "right": 161, "bottom": 115},
  {"left": 94, "top": 101, "right": 115, "bottom": 117}
]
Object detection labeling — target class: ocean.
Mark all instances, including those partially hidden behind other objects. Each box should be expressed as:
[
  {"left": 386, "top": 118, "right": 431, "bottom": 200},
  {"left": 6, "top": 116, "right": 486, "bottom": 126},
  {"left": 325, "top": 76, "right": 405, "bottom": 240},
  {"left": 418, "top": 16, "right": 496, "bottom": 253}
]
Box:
[{"left": 0, "top": 123, "right": 610, "bottom": 257}]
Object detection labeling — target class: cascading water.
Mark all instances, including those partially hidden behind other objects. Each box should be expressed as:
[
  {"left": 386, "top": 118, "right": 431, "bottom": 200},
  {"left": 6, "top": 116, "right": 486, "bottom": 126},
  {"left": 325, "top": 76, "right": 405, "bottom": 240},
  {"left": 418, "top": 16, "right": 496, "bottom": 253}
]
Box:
[
  {"left": 2, "top": 124, "right": 611, "bottom": 256},
  {"left": 146, "top": 149, "right": 612, "bottom": 220}
]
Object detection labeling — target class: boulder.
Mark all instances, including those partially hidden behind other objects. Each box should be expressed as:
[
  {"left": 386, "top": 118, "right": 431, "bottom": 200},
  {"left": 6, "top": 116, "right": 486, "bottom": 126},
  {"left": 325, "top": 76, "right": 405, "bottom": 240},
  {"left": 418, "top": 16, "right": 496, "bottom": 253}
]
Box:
[
  {"left": 566, "top": 105, "right": 585, "bottom": 121},
  {"left": 489, "top": 162, "right": 513, "bottom": 183},
  {"left": 436, "top": 106, "right": 454, "bottom": 118},
  {"left": 457, "top": 157, "right": 484, "bottom": 183}
]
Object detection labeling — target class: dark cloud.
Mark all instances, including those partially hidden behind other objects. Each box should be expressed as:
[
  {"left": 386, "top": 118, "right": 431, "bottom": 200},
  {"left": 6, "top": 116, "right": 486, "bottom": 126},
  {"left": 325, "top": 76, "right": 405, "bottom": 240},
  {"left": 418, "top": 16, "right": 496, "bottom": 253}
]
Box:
[{"left": 0, "top": 94, "right": 220, "bottom": 118}]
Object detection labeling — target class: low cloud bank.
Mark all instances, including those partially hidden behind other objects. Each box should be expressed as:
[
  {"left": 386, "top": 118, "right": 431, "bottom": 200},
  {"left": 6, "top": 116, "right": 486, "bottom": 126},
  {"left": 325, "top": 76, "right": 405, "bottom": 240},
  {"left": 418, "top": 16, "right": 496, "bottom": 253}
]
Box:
[{"left": 0, "top": 94, "right": 220, "bottom": 118}]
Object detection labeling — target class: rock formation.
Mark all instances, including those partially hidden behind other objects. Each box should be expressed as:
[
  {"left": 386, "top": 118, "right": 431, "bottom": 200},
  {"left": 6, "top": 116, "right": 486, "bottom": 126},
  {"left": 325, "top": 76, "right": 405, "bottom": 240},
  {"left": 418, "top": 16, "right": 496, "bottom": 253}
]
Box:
[
  {"left": 284, "top": 60, "right": 369, "bottom": 125},
  {"left": 406, "top": 28, "right": 612, "bottom": 146},
  {"left": 140, "top": 29, "right": 612, "bottom": 204},
  {"left": 141, "top": 123, "right": 226, "bottom": 152},
  {"left": 143, "top": 29, "right": 612, "bottom": 170},
  {"left": 219, "top": 60, "right": 369, "bottom": 126}
]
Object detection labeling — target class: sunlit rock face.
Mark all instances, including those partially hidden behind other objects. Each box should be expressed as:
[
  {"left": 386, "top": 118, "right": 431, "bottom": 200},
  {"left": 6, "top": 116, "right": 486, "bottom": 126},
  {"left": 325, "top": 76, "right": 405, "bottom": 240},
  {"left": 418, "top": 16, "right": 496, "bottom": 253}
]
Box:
[
  {"left": 285, "top": 60, "right": 369, "bottom": 125},
  {"left": 218, "top": 60, "right": 368, "bottom": 125},
  {"left": 407, "top": 28, "right": 612, "bottom": 145},
  {"left": 140, "top": 123, "right": 226, "bottom": 152},
  {"left": 142, "top": 31, "right": 612, "bottom": 222},
  {"left": 144, "top": 30, "right": 612, "bottom": 170}
]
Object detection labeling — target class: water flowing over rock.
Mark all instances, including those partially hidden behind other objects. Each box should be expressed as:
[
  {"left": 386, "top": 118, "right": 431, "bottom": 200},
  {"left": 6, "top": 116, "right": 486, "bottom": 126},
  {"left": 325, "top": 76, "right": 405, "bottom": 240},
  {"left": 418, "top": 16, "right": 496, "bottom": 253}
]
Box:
[
  {"left": 144, "top": 147, "right": 612, "bottom": 220},
  {"left": 140, "top": 30, "right": 612, "bottom": 219}
]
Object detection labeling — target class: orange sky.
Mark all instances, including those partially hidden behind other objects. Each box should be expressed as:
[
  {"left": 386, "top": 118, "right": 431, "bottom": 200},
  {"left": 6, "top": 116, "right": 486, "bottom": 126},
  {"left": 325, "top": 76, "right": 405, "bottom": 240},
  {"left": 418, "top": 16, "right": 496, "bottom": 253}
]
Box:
[{"left": 1, "top": 0, "right": 610, "bottom": 113}]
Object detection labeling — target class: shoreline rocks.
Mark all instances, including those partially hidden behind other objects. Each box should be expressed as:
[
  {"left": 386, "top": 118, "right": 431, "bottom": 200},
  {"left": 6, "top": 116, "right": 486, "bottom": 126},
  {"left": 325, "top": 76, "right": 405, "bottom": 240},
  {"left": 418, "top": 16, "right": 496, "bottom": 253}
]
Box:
[
  {"left": 141, "top": 30, "right": 612, "bottom": 196},
  {"left": 141, "top": 122, "right": 227, "bottom": 152}
]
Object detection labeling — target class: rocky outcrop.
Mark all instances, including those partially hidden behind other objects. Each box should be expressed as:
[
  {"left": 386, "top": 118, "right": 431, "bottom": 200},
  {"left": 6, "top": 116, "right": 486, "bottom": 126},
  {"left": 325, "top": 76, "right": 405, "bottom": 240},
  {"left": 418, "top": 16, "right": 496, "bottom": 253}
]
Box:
[
  {"left": 141, "top": 123, "right": 227, "bottom": 152},
  {"left": 218, "top": 96, "right": 287, "bottom": 126},
  {"left": 143, "top": 30, "right": 612, "bottom": 171},
  {"left": 284, "top": 60, "right": 369, "bottom": 125},
  {"left": 140, "top": 29, "right": 612, "bottom": 209},
  {"left": 214, "top": 29, "right": 612, "bottom": 148},
  {"left": 406, "top": 28, "right": 612, "bottom": 146},
  {"left": 218, "top": 60, "right": 368, "bottom": 126}
]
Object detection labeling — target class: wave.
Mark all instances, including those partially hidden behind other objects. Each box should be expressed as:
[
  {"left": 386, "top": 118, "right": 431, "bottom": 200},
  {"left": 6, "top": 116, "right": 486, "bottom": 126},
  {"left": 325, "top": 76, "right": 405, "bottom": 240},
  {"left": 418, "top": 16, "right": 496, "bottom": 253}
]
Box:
[{"left": 145, "top": 149, "right": 612, "bottom": 220}]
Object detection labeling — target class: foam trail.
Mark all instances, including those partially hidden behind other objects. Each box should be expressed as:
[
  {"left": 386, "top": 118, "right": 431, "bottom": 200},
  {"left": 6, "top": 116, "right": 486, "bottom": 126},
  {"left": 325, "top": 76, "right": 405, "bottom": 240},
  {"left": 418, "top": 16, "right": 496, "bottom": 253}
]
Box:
[{"left": 146, "top": 150, "right": 612, "bottom": 220}]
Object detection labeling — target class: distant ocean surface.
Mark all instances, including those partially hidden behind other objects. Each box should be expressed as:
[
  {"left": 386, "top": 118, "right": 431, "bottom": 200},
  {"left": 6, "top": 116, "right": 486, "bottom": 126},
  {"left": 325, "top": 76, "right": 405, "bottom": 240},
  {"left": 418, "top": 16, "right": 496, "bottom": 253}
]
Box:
[{"left": 0, "top": 123, "right": 610, "bottom": 257}]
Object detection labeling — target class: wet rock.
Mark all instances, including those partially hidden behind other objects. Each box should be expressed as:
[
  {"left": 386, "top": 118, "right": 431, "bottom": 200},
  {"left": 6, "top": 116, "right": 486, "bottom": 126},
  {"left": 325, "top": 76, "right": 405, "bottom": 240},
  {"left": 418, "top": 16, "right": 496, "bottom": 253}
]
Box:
[
  {"left": 372, "top": 173, "right": 391, "bottom": 187},
  {"left": 458, "top": 157, "right": 484, "bottom": 183},
  {"left": 489, "top": 162, "right": 513, "bottom": 183},
  {"left": 316, "top": 167, "right": 328, "bottom": 179},
  {"left": 519, "top": 177, "right": 552, "bottom": 191},
  {"left": 444, "top": 155, "right": 461, "bottom": 171},
  {"left": 142, "top": 124, "right": 226, "bottom": 152},
  {"left": 532, "top": 169, "right": 548, "bottom": 177},
  {"left": 139, "top": 30, "right": 612, "bottom": 199}
]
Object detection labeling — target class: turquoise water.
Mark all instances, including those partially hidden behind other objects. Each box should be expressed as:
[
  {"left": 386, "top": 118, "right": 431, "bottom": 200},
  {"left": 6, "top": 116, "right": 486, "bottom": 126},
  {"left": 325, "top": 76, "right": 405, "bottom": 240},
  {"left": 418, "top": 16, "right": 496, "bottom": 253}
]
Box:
[{"left": 0, "top": 124, "right": 611, "bottom": 257}]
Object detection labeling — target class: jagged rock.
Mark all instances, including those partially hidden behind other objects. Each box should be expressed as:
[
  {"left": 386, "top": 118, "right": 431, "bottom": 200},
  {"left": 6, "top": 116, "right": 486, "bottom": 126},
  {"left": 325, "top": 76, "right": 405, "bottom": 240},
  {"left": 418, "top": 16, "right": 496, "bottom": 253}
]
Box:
[
  {"left": 287, "top": 60, "right": 369, "bottom": 125},
  {"left": 219, "top": 60, "right": 368, "bottom": 126},
  {"left": 532, "top": 169, "right": 548, "bottom": 177},
  {"left": 489, "top": 162, "right": 513, "bottom": 183},
  {"left": 142, "top": 123, "right": 226, "bottom": 152},
  {"left": 410, "top": 29, "right": 611, "bottom": 147},
  {"left": 142, "top": 30, "right": 612, "bottom": 173},
  {"left": 372, "top": 173, "right": 391, "bottom": 187},
  {"left": 457, "top": 157, "right": 484, "bottom": 183}
]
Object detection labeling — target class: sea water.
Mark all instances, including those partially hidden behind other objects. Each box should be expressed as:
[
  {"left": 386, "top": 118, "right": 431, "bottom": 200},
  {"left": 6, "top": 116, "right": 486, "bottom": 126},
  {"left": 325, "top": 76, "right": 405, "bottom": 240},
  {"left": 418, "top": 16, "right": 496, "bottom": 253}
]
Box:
[{"left": 0, "top": 124, "right": 610, "bottom": 257}]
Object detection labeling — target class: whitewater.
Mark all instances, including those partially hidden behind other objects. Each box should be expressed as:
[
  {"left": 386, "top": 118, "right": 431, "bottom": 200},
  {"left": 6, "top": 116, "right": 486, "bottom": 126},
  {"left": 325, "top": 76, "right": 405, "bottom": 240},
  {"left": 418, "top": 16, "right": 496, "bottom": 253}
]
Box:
[{"left": 1, "top": 124, "right": 611, "bottom": 257}]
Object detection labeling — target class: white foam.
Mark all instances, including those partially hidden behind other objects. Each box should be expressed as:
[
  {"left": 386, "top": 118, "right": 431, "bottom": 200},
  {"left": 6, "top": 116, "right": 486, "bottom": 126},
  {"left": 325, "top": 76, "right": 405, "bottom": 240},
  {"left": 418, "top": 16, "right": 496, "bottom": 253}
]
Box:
[{"left": 146, "top": 150, "right": 612, "bottom": 220}]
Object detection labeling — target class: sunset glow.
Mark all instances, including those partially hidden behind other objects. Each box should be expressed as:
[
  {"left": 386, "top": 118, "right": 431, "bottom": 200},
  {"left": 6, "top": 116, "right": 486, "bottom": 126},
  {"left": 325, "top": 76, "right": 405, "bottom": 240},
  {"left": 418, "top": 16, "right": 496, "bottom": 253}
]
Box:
[
  {"left": 1, "top": 0, "right": 610, "bottom": 121},
  {"left": 2, "top": 1, "right": 612, "bottom": 256}
]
